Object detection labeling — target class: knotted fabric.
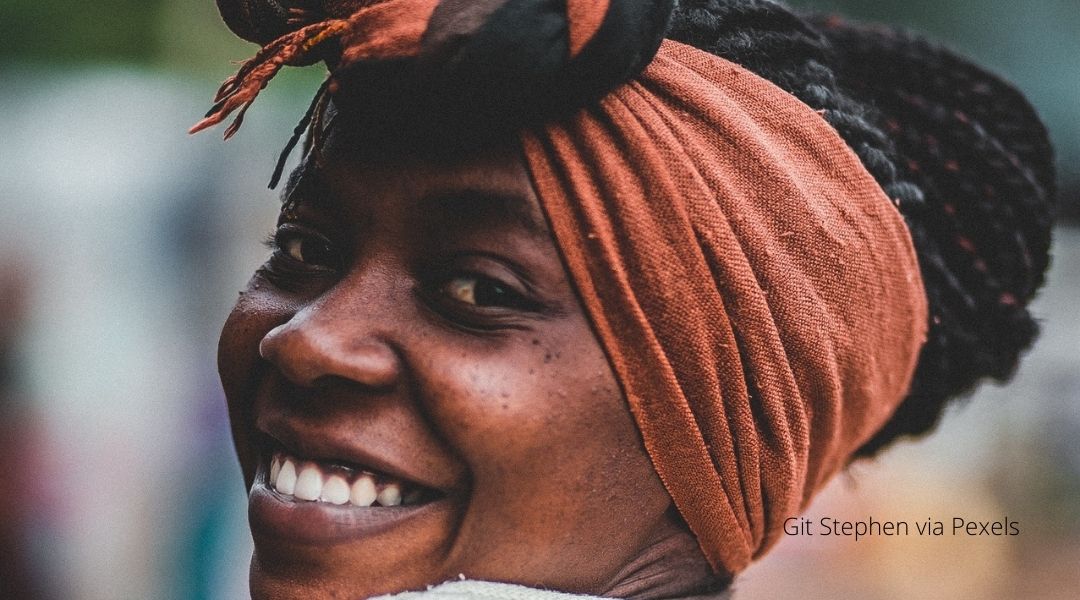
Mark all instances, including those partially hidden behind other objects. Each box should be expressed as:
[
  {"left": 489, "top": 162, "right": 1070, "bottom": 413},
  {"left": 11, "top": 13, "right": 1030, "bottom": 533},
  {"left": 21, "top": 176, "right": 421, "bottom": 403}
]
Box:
[
  {"left": 192, "top": 0, "right": 673, "bottom": 139},
  {"left": 195, "top": 0, "right": 929, "bottom": 578},
  {"left": 522, "top": 41, "right": 927, "bottom": 574}
]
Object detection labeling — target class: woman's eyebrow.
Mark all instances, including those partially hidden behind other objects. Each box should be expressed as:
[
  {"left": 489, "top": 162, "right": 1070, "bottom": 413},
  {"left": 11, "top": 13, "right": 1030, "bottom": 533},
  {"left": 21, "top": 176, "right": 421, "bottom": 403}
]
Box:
[{"left": 417, "top": 189, "right": 551, "bottom": 239}]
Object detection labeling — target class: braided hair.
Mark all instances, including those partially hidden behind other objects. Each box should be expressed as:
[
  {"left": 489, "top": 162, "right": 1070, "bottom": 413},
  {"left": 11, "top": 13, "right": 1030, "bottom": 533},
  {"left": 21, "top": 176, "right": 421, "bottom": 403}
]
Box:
[{"left": 667, "top": 0, "right": 1054, "bottom": 456}]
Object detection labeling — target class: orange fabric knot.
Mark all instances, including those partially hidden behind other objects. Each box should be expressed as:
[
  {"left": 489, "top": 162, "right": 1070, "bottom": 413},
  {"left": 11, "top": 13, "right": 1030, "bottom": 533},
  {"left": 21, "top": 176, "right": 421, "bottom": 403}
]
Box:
[{"left": 191, "top": 0, "right": 438, "bottom": 138}]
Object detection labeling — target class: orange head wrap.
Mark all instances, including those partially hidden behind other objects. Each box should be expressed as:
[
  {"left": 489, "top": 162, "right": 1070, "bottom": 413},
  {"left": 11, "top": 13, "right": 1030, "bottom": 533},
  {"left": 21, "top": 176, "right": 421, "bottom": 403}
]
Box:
[
  {"left": 196, "top": 0, "right": 928, "bottom": 577},
  {"left": 524, "top": 40, "right": 927, "bottom": 574}
]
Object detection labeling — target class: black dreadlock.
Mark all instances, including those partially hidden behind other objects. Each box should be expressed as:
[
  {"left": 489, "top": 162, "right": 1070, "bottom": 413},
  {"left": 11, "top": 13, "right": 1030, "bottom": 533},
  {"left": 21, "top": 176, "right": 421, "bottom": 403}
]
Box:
[{"left": 666, "top": 0, "right": 1055, "bottom": 457}]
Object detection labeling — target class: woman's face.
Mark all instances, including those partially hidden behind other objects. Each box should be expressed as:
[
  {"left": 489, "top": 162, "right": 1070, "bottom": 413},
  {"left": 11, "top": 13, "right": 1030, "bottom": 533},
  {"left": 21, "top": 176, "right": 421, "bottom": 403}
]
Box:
[{"left": 218, "top": 136, "right": 707, "bottom": 599}]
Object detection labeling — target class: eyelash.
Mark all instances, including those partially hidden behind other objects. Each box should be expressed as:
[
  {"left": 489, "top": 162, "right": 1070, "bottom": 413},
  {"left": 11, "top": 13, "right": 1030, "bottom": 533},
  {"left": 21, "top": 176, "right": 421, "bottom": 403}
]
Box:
[
  {"left": 261, "top": 231, "right": 278, "bottom": 253},
  {"left": 259, "top": 226, "right": 339, "bottom": 289}
]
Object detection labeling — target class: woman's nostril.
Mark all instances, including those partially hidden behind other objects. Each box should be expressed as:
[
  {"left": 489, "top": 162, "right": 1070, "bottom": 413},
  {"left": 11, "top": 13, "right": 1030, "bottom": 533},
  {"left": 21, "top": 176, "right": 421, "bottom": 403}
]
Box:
[{"left": 308, "top": 373, "right": 389, "bottom": 393}]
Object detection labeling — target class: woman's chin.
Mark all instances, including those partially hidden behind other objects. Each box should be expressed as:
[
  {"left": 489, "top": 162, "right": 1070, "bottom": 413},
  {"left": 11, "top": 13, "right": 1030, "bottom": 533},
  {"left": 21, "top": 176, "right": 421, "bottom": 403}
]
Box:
[
  {"left": 240, "top": 445, "right": 466, "bottom": 598},
  {"left": 246, "top": 481, "right": 463, "bottom": 600},
  {"left": 248, "top": 540, "right": 446, "bottom": 600},
  {"left": 248, "top": 561, "right": 430, "bottom": 600}
]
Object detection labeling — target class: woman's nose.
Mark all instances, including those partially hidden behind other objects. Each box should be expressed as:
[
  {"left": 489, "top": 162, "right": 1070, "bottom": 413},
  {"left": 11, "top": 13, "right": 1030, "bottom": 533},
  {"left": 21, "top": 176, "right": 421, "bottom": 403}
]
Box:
[{"left": 258, "top": 303, "right": 401, "bottom": 391}]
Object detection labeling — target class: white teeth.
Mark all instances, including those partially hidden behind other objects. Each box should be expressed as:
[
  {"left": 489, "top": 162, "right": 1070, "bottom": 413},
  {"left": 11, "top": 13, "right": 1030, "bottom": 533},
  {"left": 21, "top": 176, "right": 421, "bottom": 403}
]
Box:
[
  {"left": 377, "top": 483, "right": 402, "bottom": 507},
  {"left": 269, "top": 452, "right": 421, "bottom": 508},
  {"left": 294, "top": 465, "right": 324, "bottom": 501},
  {"left": 276, "top": 458, "right": 297, "bottom": 495},
  {"left": 270, "top": 455, "right": 282, "bottom": 486},
  {"left": 350, "top": 475, "right": 378, "bottom": 507},
  {"left": 321, "top": 475, "right": 350, "bottom": 505}
]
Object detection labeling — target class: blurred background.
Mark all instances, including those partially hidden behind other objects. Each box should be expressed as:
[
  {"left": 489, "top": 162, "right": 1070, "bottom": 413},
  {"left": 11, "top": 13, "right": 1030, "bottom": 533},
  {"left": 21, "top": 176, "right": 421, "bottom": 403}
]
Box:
[{"left": 0, "top": 1, "right": 1076, "bottom": 598}]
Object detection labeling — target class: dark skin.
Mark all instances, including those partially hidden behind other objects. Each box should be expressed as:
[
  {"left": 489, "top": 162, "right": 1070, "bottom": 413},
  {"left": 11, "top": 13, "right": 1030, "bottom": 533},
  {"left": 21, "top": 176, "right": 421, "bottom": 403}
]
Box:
[{"left": 218, "top": 132, "right": 716, "bottom": 599}]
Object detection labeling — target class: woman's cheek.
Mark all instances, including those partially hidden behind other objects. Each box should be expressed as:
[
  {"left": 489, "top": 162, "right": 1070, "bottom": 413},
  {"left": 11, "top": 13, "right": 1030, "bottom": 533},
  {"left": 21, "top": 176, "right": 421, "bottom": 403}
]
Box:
[
  {"left": 420, "top": 330, "right": 621, "bottom": 473},
  {"left": 220, "top": 281, "right": 288, "bottom": 391},
  {"left": 217, "top": 279, "right": 297, "bottom": 485}
]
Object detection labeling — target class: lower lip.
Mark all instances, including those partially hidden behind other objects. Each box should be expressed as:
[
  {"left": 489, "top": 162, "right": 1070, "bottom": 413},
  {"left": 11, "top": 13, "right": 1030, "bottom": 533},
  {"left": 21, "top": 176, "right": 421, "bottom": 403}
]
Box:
[{"left": 249, "top": 465, "right": 451, "bottom": 546}]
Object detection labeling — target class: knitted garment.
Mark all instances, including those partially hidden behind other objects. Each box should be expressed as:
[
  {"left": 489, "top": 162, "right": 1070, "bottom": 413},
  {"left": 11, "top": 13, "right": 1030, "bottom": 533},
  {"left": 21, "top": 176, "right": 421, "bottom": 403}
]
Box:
[
  {"left": 371, "top": 581, "right": 607, "bottom": 600},
  {"left": 371, "top": 580, "right": 732, "bottom": 600},
  {"left": 522, "top": 41, "right": 927, "bottom": 573},
  {"left": 196, "top": 0, "right": 928, "bottom": 578}
]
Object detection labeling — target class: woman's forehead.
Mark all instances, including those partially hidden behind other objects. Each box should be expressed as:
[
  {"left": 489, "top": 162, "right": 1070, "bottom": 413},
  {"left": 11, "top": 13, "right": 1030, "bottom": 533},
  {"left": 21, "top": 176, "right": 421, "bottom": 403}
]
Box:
[{"left": 285, "top": 137, "right": 549, "bottom": 239}]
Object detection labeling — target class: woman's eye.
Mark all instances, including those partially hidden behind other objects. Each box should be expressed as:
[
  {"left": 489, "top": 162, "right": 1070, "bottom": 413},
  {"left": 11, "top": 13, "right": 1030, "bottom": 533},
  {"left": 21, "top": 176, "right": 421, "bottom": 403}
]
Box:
[
  {"left": 440, "top": 276, "right": 524, "bottom": 308},
  {"left": 283, "top": 237, "right": 305, "bottom": 262},
  {"left": 273, "top": 229, "right": 339, "bottom": 270}
]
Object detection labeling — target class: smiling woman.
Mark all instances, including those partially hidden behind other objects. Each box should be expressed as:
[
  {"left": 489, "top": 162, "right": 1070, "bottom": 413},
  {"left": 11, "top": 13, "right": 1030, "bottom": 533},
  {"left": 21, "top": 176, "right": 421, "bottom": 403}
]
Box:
[
  {"left": 220, "top": 140, "right": 702, "bottom": 597},
  {"left": 197, "top": 0, "right": 1054, "bottom": 598}
]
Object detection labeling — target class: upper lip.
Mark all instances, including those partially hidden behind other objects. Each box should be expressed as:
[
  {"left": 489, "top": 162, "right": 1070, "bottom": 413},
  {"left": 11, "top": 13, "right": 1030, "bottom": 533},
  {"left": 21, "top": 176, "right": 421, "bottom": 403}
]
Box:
[{"left": 256, "top": 419, "right": 455, "bottom": 496}]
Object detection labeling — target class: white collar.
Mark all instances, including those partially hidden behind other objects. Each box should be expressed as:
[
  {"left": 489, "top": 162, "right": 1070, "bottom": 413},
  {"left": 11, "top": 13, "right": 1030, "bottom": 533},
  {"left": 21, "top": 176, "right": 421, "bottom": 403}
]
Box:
[
  {"left": 372, "top": 580, "right": 607, "bottom": 600},
  {"left": 371, "top": 579, "right": 733, "bottom": 600}
]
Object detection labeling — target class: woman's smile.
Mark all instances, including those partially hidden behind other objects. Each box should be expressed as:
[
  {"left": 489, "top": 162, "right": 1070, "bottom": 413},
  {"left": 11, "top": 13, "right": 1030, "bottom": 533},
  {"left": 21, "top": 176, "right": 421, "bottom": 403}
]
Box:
[
  {"left": 247, "top": 416, "right": 465, "bottom": 545},
  {"left": 217, "top": 135, "right": 707, "bottom": 599}
]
